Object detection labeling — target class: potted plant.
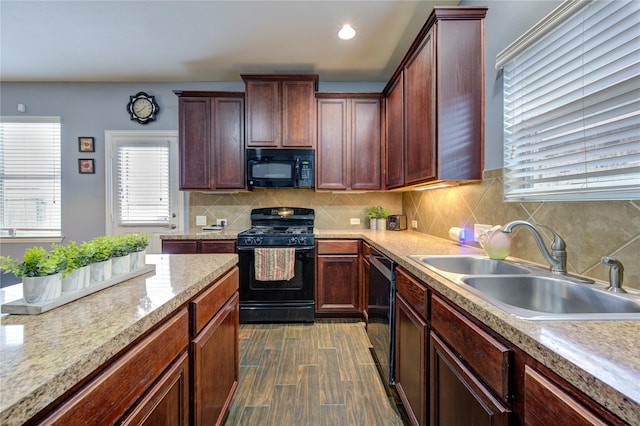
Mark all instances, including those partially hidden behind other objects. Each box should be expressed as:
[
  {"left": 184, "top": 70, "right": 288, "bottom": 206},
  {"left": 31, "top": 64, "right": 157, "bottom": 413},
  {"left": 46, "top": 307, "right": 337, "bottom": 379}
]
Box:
[
  {"left": 110, "top": 235, "right": 132, "bottom": 275},
  {"left": 127, "top": 233, "right": 149, "bottom": 269},
  {"left": 0, "top": 246, "right": 65, "bottom": 303},
  {"left": 368, "top": 206, "right": 388, "bottom": 231},
  {"left": 366, "top": 206, "right": 379, "bottom": 230},
  {"left": 83, "top": 237, "right": 113, "bottom": 283},
  {"left": 53, "top": 241, "right": 91, "bottom": 292}
]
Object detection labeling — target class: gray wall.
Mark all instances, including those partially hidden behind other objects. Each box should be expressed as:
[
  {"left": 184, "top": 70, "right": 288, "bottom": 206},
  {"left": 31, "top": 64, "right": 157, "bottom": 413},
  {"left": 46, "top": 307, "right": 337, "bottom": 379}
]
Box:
[{"left": 461, "top": 0, "right": 561, "bottom": 170}]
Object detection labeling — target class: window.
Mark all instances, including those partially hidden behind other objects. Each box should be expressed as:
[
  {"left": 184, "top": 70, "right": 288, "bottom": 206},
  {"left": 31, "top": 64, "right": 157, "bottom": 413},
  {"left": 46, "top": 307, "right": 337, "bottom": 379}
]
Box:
[
  {"left": 116, "top": 141, "right": 170, "bottom": 226},
  {"left": 0, "top": 116, "right": 61, "bottom": 238},
  {"left": 496, "top": 0, "right": 640, "bottom": 201}
]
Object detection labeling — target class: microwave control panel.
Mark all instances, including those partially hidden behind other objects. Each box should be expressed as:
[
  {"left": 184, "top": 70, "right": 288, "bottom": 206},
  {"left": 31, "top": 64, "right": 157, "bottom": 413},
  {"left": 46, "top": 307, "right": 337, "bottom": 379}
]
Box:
[{"left": 299, "top": 161, "right": 313, "bottom": 187}]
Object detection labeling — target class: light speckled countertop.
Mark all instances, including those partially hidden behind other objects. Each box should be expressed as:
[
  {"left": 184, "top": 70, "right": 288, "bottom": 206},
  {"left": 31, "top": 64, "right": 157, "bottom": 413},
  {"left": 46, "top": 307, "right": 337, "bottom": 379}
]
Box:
[
  {"left": 162, "top": 228, "right": 640, "bottom": 423},
  {"left": 0, "top": 253, "right": 237, "bottom": 426}
]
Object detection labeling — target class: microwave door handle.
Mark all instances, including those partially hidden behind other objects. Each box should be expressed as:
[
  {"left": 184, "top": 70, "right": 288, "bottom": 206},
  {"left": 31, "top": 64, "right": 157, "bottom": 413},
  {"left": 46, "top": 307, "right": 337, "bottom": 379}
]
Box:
[{"left": 294, "top": 157, "right": 300, "bottom": 187}]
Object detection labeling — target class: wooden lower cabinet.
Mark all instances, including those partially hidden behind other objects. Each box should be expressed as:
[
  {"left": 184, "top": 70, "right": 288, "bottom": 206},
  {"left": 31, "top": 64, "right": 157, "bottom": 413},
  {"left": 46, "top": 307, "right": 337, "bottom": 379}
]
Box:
[
  {"left": 395, "top": 294, "right": 428, "bottom": 426},
  {"left": 162, "top": 239, "right": 236, "bottom": 254},
  {"left": 191, "top": 292, "right": 239, "bottom": 426},
  {"left": 523, "top": 365, "right": 613, "bottom": 426},
  {"left": 121, "top": 353, "right": 190, "bottom": 426},
  {"left": 315, "top": 240, "right": 361, "bottom": 314},
  {"left": 430, "top": 332, "right": 510, "bottom": 426}
]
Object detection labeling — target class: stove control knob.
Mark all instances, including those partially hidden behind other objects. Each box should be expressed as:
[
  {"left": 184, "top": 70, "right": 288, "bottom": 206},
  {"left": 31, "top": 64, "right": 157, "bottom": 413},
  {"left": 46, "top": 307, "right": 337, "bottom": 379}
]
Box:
[
  {"left": 288, "top": 237, "right": 298, "bottom": 245},
  {"left": 298, "top": 237, "right": 307, "bottom": 245},
  {"left": 255, "top": 237, "right": 263, "bottom": 245}
]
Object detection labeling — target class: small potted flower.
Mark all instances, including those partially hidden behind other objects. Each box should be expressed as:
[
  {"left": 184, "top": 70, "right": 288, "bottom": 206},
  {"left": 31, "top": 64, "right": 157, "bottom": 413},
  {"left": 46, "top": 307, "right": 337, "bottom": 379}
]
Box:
[
  {"left": 0, "top": 246, "right": 65, "bottom": 303},
  {"left": 83, "top": 237, "right": 113, "bottom": 283}
]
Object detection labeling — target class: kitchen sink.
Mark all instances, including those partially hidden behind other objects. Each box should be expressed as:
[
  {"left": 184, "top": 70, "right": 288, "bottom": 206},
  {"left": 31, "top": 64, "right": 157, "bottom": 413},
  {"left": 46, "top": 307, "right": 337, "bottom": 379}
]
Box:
[
  {"left": 408, "top": 255, "right": 530, "bottom": 276},
  {"left": 460, "top": 276, "right": 640, "bottom": 320}
]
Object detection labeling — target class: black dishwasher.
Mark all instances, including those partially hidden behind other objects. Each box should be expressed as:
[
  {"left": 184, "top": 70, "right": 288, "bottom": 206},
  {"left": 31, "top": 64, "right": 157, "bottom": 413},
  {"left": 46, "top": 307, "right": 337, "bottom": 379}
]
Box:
[{"left": 367, "top": 248, "right": 396, "bottom": 385}]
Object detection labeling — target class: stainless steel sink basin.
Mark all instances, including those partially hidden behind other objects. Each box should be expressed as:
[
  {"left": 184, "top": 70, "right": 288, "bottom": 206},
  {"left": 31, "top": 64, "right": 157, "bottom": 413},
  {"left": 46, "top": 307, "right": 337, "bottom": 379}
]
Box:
[
  {"left": 409, "top": 255, "right": 530, "bottom": 275},
  {"left": 461, "top": 276, "right": 640, "bottom": 320}
]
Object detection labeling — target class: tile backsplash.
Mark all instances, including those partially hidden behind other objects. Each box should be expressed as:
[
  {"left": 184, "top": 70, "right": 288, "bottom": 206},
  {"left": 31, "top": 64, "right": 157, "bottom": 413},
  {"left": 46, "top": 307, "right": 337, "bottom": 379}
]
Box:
[
  {"left": 187, "top": 171, "right": 639, "bottom": 289},
  {"left": 403, "top": 169, "right": 640, "bottom": 290},
  {"left": 188, "top": 189, "right": 403, "bottom": 231}
]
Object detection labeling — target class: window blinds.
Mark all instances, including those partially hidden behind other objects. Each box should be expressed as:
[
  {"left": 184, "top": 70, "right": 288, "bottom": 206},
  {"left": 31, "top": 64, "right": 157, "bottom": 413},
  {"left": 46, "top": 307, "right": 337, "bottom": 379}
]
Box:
[
  {"left": 0, "top": 117, "right": 61, "bottom": 237},
  {"left": 116, "top": 142, "right": 170, "bottom": 226},
  {"left": 499, "top": 0, "right": 640, "bottom": 201}
]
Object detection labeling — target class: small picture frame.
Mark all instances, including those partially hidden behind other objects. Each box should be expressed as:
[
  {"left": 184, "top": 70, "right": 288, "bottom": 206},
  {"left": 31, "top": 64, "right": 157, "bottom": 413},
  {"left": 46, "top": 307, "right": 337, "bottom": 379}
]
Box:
[
  {"left": 78, "top": 137, "right": 95, "bottom": 152},
  {"left": 78, "top": 159, "right": 95, "bottom": 174}
]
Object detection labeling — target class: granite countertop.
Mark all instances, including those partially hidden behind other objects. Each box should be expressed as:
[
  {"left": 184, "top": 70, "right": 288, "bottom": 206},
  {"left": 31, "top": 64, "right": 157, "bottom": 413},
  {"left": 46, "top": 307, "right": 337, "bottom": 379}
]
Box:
[
  {"left": 125, "top": 229, "right": 639, "bottom": 423},
  {"left": 317, "top": 229, "right": 640, "bottom": 425},
  {"left": 0, "top": 253, "right": 238, "bottom": 426},
  {"left": 159, "top": 229, "right": 241, "bottom": 239}
]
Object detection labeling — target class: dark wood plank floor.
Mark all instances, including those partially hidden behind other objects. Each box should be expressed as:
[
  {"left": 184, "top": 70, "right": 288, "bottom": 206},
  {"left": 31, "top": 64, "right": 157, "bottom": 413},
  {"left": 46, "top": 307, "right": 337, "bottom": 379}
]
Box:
[{"left": 223, "top": 321, "right": 407, "bottom": 425}]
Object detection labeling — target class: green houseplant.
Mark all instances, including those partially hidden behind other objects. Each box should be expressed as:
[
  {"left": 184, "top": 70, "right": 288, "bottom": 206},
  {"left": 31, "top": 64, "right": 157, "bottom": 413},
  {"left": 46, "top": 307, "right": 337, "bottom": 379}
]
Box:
[
  {"left": 82, "top": 237, "right": 113, "bottom": 283},
  {"left": 110, "top": 235, "right": 132, "bottom": 275},
  {"left": 0, "top": 247, "right": 65, "bottom": 303},
  {"left": 52, "top": 242, "right": 91, "bottom": 292},
  {"left": 127, "top": 233, "right": 150, "bottom": 269}
]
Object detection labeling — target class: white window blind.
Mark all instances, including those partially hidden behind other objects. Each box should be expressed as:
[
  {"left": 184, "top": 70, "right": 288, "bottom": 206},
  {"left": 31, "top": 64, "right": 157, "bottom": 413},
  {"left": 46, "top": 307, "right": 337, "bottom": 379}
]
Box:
[
  {"left": 497, "top": 0, "right": 640, "bottom": 201},
  {"left": 116, "top": 141, "right": 170, "bottom": 226},
  {"left": 0, "top": 116, "right": 61, "bottom": 237}
]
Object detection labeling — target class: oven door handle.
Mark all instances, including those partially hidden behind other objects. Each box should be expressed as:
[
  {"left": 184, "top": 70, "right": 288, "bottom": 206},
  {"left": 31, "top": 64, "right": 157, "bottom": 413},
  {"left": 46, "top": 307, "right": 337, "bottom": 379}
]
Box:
[{"left": 237, "top": 245, "right": 315, "bottom": 253}]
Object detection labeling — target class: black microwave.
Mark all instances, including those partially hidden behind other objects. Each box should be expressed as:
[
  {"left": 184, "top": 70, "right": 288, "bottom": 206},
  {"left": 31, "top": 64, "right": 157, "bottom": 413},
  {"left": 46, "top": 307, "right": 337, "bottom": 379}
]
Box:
[{"left": 247, "top": 148, "right": 314, "bottom": 189}]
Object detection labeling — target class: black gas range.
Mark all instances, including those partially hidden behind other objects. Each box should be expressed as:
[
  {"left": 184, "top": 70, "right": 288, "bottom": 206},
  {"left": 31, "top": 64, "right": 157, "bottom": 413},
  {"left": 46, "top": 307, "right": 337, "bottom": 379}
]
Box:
[{"left": 237, "top": 207, "right": 315, "bottom": 323}]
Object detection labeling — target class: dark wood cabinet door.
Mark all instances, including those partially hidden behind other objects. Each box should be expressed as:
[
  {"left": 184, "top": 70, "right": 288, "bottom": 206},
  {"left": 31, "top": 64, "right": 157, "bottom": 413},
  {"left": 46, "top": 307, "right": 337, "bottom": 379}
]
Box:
[
  {"left": 316, "top": 255, "right": 360, "bottom": 313},
  {"left": 282, "top": 80, "right": 316, "bottom": 147},
  {"left": 385, "top": 75, "right": 404, "bottom": 189},
  {"left": 121, "top": 353, "right": 189, "bottom": 426},
  {"left": 523, "top": 365, "right": 611, "bottom": 426},
  {"left": 430, "top": 332, "right": 510, "bottom": 426},
  {"left": 179, "top": 97, "right": 211, "bottom": 190},
  {"left": 351, "top": 98, "right": 381, "bottom": 190},
  {"left": 404, "top": 29, "right": 436, "bottom": 186},
  {"left": 162, "top": 240, "right": 198, "bottom": 254},
  {"left": 199, "top": 240, "right": 236, "bottom": 254},
  {"left": 395, "top": 295, "right": 428, "bottom": 426},
  {"left": 212, "top": 97, "right": 245, "bottom": 189},
  {"left": 245, "top": 80, "right": 280, "bottom": 147},
  {"left": 317, "top": 98, "right": 348, "bottom": 190},
  {"left": 191, "top": 293, "right": 239, "bottom": 426}
]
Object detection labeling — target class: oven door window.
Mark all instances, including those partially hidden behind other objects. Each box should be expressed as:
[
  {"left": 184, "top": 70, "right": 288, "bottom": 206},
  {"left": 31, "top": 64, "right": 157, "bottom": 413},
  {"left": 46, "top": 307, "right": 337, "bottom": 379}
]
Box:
[{"left": 239, "top": 248, "right": 314, "bottom": 301}]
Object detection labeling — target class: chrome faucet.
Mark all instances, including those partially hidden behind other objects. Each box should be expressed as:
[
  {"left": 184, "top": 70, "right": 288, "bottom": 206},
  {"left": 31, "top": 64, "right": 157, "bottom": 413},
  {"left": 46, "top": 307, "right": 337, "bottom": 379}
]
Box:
[
  {"left": 601, "top": 256, "right": 626, "bottom": 293},
  {"left": 502, "top": 220, "right": 567, "bottom": 274}
]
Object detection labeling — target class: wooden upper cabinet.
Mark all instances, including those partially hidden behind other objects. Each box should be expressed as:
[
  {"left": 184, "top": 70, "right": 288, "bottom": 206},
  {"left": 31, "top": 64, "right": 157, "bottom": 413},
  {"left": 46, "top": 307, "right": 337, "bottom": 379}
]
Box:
[
  {"left": 242, "top": 75, "right": 318, "bottom": 148},
  {"left": 404, "top": 28, "right": 436, "bottom": 186},
  {"left": 383, "top": 7, "right": 487, "bottom": 188},
  {"left": 316, "top": 94, "right": 382, "bottom": 191},
  {"left": 175, "top": 91, "right": 245, "bottom": 191},
  {"left": 385, "top": 74, "right": 404, "bottom": 189}
]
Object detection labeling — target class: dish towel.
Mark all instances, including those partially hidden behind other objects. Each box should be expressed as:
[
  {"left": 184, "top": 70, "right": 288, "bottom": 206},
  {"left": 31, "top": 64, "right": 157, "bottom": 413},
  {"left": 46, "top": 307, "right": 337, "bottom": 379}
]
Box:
[{"left": 254, "top": 247, "right": 296, "bottom": 281}]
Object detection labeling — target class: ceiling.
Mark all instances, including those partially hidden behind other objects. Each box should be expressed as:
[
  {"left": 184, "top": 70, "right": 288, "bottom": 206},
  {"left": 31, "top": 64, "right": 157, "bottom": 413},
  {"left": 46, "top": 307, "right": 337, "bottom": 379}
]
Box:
[{"left": 0, "top": 0, "right": 459, "bottom": 83}]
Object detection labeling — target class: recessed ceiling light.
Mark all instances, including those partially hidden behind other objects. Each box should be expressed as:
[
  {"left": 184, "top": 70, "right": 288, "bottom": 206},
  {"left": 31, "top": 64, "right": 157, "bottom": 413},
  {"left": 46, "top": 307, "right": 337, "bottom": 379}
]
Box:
[{"left": 338, "top": 24, "right": 356, "bottom": 40}]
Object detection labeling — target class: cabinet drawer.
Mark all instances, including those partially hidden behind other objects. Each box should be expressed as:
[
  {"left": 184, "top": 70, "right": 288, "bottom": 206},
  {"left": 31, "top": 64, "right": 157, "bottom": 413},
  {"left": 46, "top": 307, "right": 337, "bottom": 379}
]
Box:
[
  {"left": 190, "top": 267, "right": 239, "bottom": 335},
  {"left": 162, "top": 240, "right": 198, "bottom": 254},
  {"left": 431, "top": 295, "right": 511, "bottom": 402},
  {"left": 362, "top": 242, "right": 371, "bottom": 259},
  {"left": 41, "top": 310, "right": 189, "bottom": 425},
  {"left": 200, "top": 240, "right": 236, "bottom": 253},
  {"left": 317, "top": 239, "right": 360, "bottom": 255},
  {"left": 395, "top": 267, "right": 427, "bottom": 320}
]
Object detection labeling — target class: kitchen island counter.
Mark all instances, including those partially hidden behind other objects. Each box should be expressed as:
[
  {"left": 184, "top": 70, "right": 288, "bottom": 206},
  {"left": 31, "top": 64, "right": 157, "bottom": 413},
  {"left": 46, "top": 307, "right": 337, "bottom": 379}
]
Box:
[{"left": 0, "top": 253, "right": 237, "bottom": 426}]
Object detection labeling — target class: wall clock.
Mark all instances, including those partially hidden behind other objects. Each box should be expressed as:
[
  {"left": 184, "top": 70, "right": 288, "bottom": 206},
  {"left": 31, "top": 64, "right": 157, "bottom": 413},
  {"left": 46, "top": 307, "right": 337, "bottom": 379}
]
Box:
[{"left": 127, "top": 92, "right": 159, "bottom": 124}]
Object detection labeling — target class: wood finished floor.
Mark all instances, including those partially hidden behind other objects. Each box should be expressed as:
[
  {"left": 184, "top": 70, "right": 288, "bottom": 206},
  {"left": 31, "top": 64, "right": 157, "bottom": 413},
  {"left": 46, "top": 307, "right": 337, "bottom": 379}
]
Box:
[{"left": 223, "top": 321, "right": 407, "bottom": 426}]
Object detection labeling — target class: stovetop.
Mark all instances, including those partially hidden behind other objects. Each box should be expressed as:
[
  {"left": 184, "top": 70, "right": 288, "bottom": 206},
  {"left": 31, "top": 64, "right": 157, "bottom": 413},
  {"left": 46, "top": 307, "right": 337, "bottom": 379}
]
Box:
[{"left": 237, "top": 207, "right": 315, "bottom": 247}]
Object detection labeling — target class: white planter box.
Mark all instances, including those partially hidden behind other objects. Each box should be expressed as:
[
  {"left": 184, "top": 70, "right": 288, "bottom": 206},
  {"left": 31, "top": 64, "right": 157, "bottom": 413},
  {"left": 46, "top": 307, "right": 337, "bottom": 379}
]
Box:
[
  {"left": 22, "top": 273, "right": 62, "bottom": 303},
  {"left": 90, "top": 260, "right": 112, "bottom": 283},
  {"left": 112, "top": 254, "right": 131, "bottom": 275}
]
